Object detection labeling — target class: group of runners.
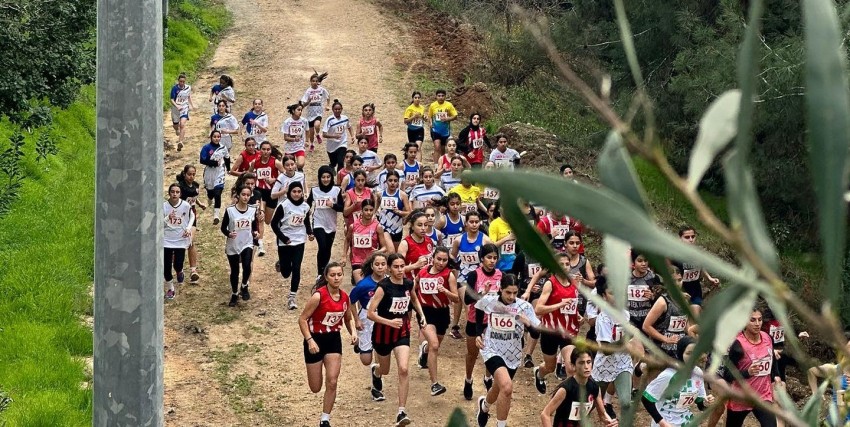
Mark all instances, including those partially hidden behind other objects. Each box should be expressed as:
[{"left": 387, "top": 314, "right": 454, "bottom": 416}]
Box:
[{"left": 163, "top": 72, "right": 849, "bottom": 427}]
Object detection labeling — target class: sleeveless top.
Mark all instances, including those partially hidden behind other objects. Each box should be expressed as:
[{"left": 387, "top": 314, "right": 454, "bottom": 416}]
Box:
[
  {"left": 359, "top": 117, "right": 379, "bottom": 149},
  {"left": 466, "top": 267, "right": 503, "bottom": 323},
  {"left": 416, "top": 266, "right": 452, "bottom": 308},
  {"left": 457, "top": 232, "right": 485, "bottom": 282},
  {"left": 224, "top": 204, "right": 257, "bottom": 255},
  {"left": 344, "top": 187, "right": 372, "bottom": 226},
  {"left": 403, "top": 235, "right": 434, "bottom": 280},
  {"left": 441, "top": 214, "right": 464, "bottom": 247},
  {"left": 237, "top": 150, "right": 261, "bottom": 172},
  {"left": 402, "top": 160, "right": 420, "bottom": 187},
  {"left": 307, "top": 286, "right": 350, "bottom": 334},
  {"left": 350, "top": 219, "right": 380, "bottom": 265},
  {"left": 378, "top": 188, "right": 405, "bottom": 234},
  {"left": 253, "top": 155, "right": 278, "bottom": 190},
  {"left": 652, "top": 295, "right": 687, "bottom": 354},
  {"left": 541, "top": 276, "right": 580, "bottom": 335}
]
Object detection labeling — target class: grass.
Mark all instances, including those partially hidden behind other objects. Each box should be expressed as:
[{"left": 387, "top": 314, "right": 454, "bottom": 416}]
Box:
[{"left": 0, "top": 1, "right": 231, "bottom": 425}]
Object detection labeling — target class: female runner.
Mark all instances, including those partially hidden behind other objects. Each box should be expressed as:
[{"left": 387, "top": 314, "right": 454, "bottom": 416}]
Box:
[
  {"left": 356, "top": 103, "right": 383, "bottom": 152},
  {"left": 642, "top": 337, "right": 712, "bottom": 427},
  {"left": 414, "top": 246, "right": 459, "bottom": 396},
  {"left": 452, "top": 210, "right": 493, "bottom": 343},
  {"left": 434, "top": 138, "right": 459, "bottom": 179},
  {"left": 176, "top": 165, "right": 205, "bottom": 283},
  {"left": 299, "top": 262, "right": 357, "bottom": 427},
  {"left": 343, "top": 170, "right": 374, "bottom": 228},
  {"left": 214, "top": 102, "right": 241, "bottom": 170},
  {"left": 440, "top": 156, "right": 468, "bottom": 192},
  {"left": 210, "top": 100, "right": 228, "bottom": 131},
  {"left": 241, "top": 98, "right": 268, "bottom": 144},
  {"left": 221, "top": 185, "right": 258, "bottom": 307},
  {"left": 169, "top": 73, "right": 194, "bottom": 151},
  {"left": 336, "top": 149, "right": 357, "bottom": 185},
  {"left": 349, "top": 252, "right": 389, "bottom": 401},
  {"left": 367, "top": 253, "right": 427, "bottom": 426},
  {"left": 378, "top": 170, "right": 411, "bottom": 249},
  {"left": 280, "top": 102, "right": 309, "bottom": 171},
  {"left": 456, "top": 112, "right": 490, "bottom": 168},
  {"left": 409, "top": 167, "right": 446, "bottom": 210},
  {"left": 252, "top": 141, "right": 286, "bottom": 234},
  {"left": 271, "top": 181, "right": 314, "bottom": 310},
  {"left": 344, "top": 199, "right": 390, "bottom": 284},
  {"left": 339, "top": 156, "right": 365, "bottom": 191},
  {"left": 163, "top": 184, "right": 195, "bottom": 300},
  {"left": 423, "top": 206, "right": 444, "bottom": 245},
  {"left": 300, "top": 71, "right": 330, "bottom": 152},
  {"left": 376, "top": 153, "right": 399, "bottom": 192},
  {"left": 437, "top": 192, "right": 464, "bottom": 247},
  {"left": 199, "top": 130, "right": 228, "bottom": 224},
  {"left": 403, "top": 91, "right": 427, "bottom": 146},
  {"left": 355, "top": 136, "right": 382, "bottom": 184},
  {"left": 322, "top": 99, "right": 355, "bottom": 172},
  {"left": 400, "top": 143, "right": 421, "bottom": 192},
  {"left": 308, "top": 166, "right": 345, "bottom": 280},
  {"left": 271, "top": 155, "right": 306, "bottom": 201},
  {"left": 461, "top": 243, "right": 502, "bottom": 401},
  {"left": 217, "top": 74, "right": 236, "bottom": 112},
  {"left": 643, "top": 266, "right": 688, "bottom": 358},
  {"left": 590, "top": 277, "right": 633, "bottom": 419},
  {"left": 396, "top": 211, "right": 435, "bottom": 280},
  {"left": 540, "top": 349, "right": 619, "bottom": 427},
  {"left": 487, "top": 202, "right": 516, "bottom": 273}
]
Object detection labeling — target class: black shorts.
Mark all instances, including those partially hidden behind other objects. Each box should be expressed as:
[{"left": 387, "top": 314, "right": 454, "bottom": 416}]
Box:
[
  {"left": 389, "top": 230, "right": 403, "bottom": 243},
  {"left": 303, "top": 331, "right": 342, "bottom": 364},
  {"left": 422, "top": 305, "right": 451, "bottom": 336},
  {"left": 430, "top": 131, "right": 449, "bottom": 145},
  {"left": 540, "top": 333, "right": 573, "bottom": 356},
  {"left": 528, "top": 328, "right": 540, "bottom": 340},
  {"left": 259, "top": 188, "right": 277, "bottom": 208},
  {"left": 308, "top": 117, "right": 322, "bottom": 127},
  {"left": 407, "top": 128, "right": 424, "bottom": 143},
  {"left": 484, "top": 356, "right": 517, "bottom": 379},
  {"left": 372, "top": 335, "right": 410, "bottom": 357},
  {"left": 465, "top": 321, "right": 483, "bottom": 337},
  {"left": 683, "top": 281, "right": 703, "bottom": 305}
]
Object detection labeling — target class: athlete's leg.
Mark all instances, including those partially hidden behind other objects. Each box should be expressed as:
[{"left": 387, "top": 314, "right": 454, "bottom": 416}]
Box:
[
  {"left": 322, "top": 353, "right": 342, "bottom": 416},
  {"left": 492, "top": 367, "right": 514, "bottom": 423},
  {"left": 226, "top": 254, "right": 240, "bottom": 294},
  {"left": 392, "top": 345, "right": 411, "bottom": 408},
  {"left": 559, "top": 344, "right": 576, "bottom": 377},
  {"left": 422, "top": 325, "right": 441, "bottom": 383},
  {"left": 163, "top": 248, "right": 176, "bottom": 282},
  {"left": 305, "top": 360, "right": 324, "bottom": 393},
  {"left": 240, "top": 247, "right": 253, "bottom": 285},
  {"left": 296, "top": 155, "right": 306, "bottom": 172},
  {"left": 465, "top": 336, "right": 479, "bottom": 380}
]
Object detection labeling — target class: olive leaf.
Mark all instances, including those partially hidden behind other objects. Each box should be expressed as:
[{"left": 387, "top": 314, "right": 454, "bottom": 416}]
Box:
[{"left": 687, "top": 90, "right": 741, "bottom": 192}]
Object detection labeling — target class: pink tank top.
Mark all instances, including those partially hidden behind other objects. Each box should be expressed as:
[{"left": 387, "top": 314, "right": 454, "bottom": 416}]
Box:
[
  {"left": 350, "top": 219, "right": 379, "bottom": 265},
  {"left": 467, "top": 267, "right": 503, "bottom": 323},
  {"left": 360, "top": 117, "right": 378, "bottom": 150},
  {"left": 345, "top": 187, "right": 372, "bottom": 226},
  {"left": 727, "top": 331, "right": 774, "bottom": 411}
]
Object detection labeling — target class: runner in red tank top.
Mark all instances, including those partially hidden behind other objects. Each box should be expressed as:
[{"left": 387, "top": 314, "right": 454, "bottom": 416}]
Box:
[
  {"left": 229, "top": 137, "right": 262, "bottom": 176},
  {"left": 397, "top": 211, "right": 435, "bottom": 280},
  {"left": 414, "top": 247, "right": 459, "bottom": 396},
  {"left": 533, "top": 253, "right": 581, "bottom": 395},
  {"left": 298, "top": 263, "right": 356, "bottom": 427},
  {"left": 342, "top": 170, "right": 373, "bottom": 228}
]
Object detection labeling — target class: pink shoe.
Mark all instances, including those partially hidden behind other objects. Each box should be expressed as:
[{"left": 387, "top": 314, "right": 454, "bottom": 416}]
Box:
[{"left": 317, "top": 135, "right": 323, "bottom": 144}]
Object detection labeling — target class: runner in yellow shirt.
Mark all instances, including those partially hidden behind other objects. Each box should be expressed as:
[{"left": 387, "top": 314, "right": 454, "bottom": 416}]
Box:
[{"left": 427, "top": 89, "right": 458, "bottom": 163}]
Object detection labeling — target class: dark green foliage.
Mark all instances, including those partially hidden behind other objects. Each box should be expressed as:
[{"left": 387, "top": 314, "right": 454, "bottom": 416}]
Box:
[
  {"left": 0, "top": 0, "right": 96, "bottom": 121},
  {"left": 0, "top": 132, "right": 26, "bottom": 215}
]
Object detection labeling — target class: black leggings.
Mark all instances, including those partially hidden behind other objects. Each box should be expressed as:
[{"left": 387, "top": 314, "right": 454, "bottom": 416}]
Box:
[
  {"left": 226, "top": 247, "right": 253, "bottom": 293},
  {"left": 327, "top": 147, "right": 347, "bottom": 173},
  {"left": 726, "top": 407, "right": 776, "bottom": 427},
  {"left": 164, "top": 247, "right": 186, "bottom": 281},
  {"left": 207, "top": 187, "right": 223, "bottom": 209},
  {"left": 278, "top": 244, "right": 305, "bottom": 292},
  {"left": 314, "top": 228, "right": 336, "bottom": 275}
]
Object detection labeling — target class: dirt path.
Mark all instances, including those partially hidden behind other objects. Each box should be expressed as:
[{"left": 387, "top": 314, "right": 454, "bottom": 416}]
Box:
[{"left": 159, "top": 0, "right": 733, "bottom": 426}]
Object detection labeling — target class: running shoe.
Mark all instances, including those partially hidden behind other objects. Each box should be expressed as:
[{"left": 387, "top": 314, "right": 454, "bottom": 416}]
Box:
[
  {"left": 523, "top": 354, "right": 534, "bottom": 369},
  {"left": 240, "top": 285, "right": 251, "bottom": 301},
  {"left": 556, "top": 362, "right": 566, "bottom": 379},
  {"left": 449, "top": 325, "right": 463, "bottom": 340},
  {"left": 317, "top": 135, "right": 323, "bottom": 145},
  {"left": 430, "top": 382, "right": 447, "bottom": 396},
  {"left": 463, "top": 379, "right": 473, "bottom": 401},
  {"left": 604, "top": 403, "right": 617, "bottom": 420},
  {"left": 189, "top": 271, "right": 200, "bottom": 283},
  {"left": 275, "top": 261, "right": 281, "bottom": 272},
  {"left": 476, "top": 396, "right": 490, "bottom": 427},
  {"left": 228, "top": 294, "right": 238, "bottom": 307},
  {"left": 176, "top": 141, "right": 183, "bottom": 152},
  {"left": 213, "top": 217, "right": 220, "bottom": 225},
  {"left": 395, "top": 411, "right": 411, "bottom": 427},
  {"left": 309, "top": 143, "right": 315, "bottom": 153},
  {"left": 370, "top": 387, "right": 385, "bottom": 402},
  {"left": 483, "top": 376, "right": 493, "bottom": 392},
  {"left": 165, "top": 289, "right": 175, "bottom": 300},
  {"left": 176, "top": 271, "right": 185, "bottom": 284},
  {"left": 258, "top": 243, "right": 265, "bottom": 257},
  {"left": 371, "top": 363, "right": 383, "bottom": 391},
  {"left": 287, "top": 295, "right": 297, "bottom": 310},
  {"left": 417, "top": 341, "right": 428, "bottom": 369},
  {"left": 319, "top": 421, "right": 331, "bottom": 427},
  {"left": 533, "top": 366, "right": 547, "bottom": 394}
]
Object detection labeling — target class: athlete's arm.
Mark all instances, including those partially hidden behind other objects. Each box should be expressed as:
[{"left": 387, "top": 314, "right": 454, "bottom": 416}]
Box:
[
  {"left": 534, "top": 281, "right": 566, "bottom": 315},
  {"left": 396, "top": 192, "right": 411, "bottom": 218},
  {"left": 366, "top": 287, "right": 390, "bottom": 326},
  {"left": 228, "top": 156, "right": 244, "bottom": 177},
  {"left": 807, "top": 363, "right": 837, "bottom": 394},
  {"left": 410, "top": 291, "right": 426, "bottom": 327},
  {"left": 376, "top": 224, "right": 391, "bottom": 253},
  {"left": 271, "top": 179, "right": 286, "bottom": 200},
  {"left": 220, "top": 209, "right": 231, "bottom": 237},
  {"left": 298, "top": 292, "right": 322, "bottom": 352},
  {"left": 450, "top": 238, "right": 460, "bottom": 259},
  {"left": 332, "top": 192, "right": 345, "bottom": 212},
  {"left": 343, "top": 226, "right": 352, "bottom": 263},
  {"left": 342, "top": 193, "right": 356, "bottom": 216},
  {"left": 343, "top": 301, "right": 357, "bottom": 342},
  {"left": 270, "top": 205, "right": 290, "bottom": 244},
  {"left": 539, "top": 387, "right": 566, "bottom": 427},
  {"left": 444, "top": 272, "right": 460, "bottom": 302},
  {"left": 641, "top": 298, "right": 670, "bottom": 343},
  {"left": 582, "top": 260, "right": 597, "bottom": 287},
  {"left": 396, "top": 239, "right": 409, "bottom": 260},
  {"left": 595, "top": 392, "right": 617, "bottom": 426},
  {"left": 376, "top": 119, "right": 383, "bottom": 143}
]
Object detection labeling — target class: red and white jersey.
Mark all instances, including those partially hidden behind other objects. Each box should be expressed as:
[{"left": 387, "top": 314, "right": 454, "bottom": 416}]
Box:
[
  {"left": 416, "top": 266, "right": 452, "bottom": 308},
  {"left": 237, "top": 150, "right": 261, "bottom": 173},
  {"left": 253, "top": 155, "right": 279, "bottom": 190},
  {"left": 308, "top": 286, "right": 350, "bottom": 334},
  {"left": 403, "top": 235, "right": 434, "bottom": 280},
  {"left": 540, "top": 276, "right": 580, "bottom": 335}
]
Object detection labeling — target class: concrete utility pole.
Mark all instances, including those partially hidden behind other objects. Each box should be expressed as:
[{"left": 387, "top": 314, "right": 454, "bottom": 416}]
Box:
[{"left": 93, "top": 0, "right": 164, "bottom": 424}]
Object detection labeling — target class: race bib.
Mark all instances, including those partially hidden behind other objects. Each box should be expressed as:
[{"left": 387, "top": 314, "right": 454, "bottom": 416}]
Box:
[
  {"left": 445, "top": 234, "right": 461, "bottom": 247},
  {"left": 552, "top": 224, "right": 570, "bottom": 239},
  {"left": 669, "top": 315, "right": 688, "bottom": 333},
  {"left": 352, "top": 233, "right": 372, "bottom": 249},
  {"left": 419, "top": 278, "right": 440, "bottom": 295},
  {"left": 235, "top": 218, "right": 251, "bottom": 230},
  {"left": 627, "top": 285, "right": 650, "bottom": 301},
  {"left": 256, "top": 167, "right": 272, "bottom": 179},
  {"left": 315, "top": 197, "right": 333, "bottom": 209},
  {"left": 568, "top": 401, "right": 593, "bottom": 421},
  {"left": 560, "top": 298, "right": 578, "bottom": 315},
  {"left": 501, "top": 241, "right": 516, "bottom": 255},
  {"left": 381, "top": 197, "right": 398, "bottom": 210},
  {"left": 752, "top": 356, "right": 772, "bottom": 377},
  {"left": 676, "top": 391, "right": 697, "bottom": 409},
  {"left": 352, "top": 211, "right": 363, "bottom": 222},
  {"left": 389, "top": 296, "right": 410, "bottom": 314},
  {"left": 309, "top": 92, "right": 322, "bottom": 103},
  {"left": 494, "top": 158, "right": 511, "bottom": 168},
  {"left": 483, "top": 187, "right": 499, "bottom": 199},
  {"left": 405, "top": 172, "right": 418, "bottom": 183},
  {"left": 612, "top": 324, "right": 623, "bottom": 342},
  {"left": 289, "top": 124, "right": 304, "bottom": 136},
  {"left": 461, "top": 203, "right": 477, "bottom": 215},
  {"left": 410, "top": 117, "right": 423, "bottom": 127},
  {"left": 682, "top": 268, "right": 700, "bottom": 282},
  {"left": 361, "top": 125, "right": 375, "bottom": 135},
  {"left": 333, "top": 124, "right": 346, "bottom": 134},
  {"left": 769, "top": 325, "right": 785, "bottom": 343},
  {"left": 168, "top": 215, "right": 183, "bottom": 226},
  {"left": 459, "top": 251, "right": 479, "bottom": 265},
  {"left": 321, "top": 311, "right": 344, "bottom": 327},
  {"left": 435, "top": 111, "right": 448, "bottom": 122},
  {"left": 472, "top": 138, "right": 484, "bottom": 149},
  {"left": 527, "top": 263, "right": 542, "bottom": 278},
  {"left": 289, "top": 215, "right": 305, "bottom": 226},
  {"left": 490, "top": 313, "right": 515, "bottom": 333}
]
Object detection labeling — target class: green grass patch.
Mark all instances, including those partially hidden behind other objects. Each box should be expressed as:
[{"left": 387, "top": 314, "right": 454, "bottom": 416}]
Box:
[{"left": 163, "top": 0, "right": 231, "bottom": 109}]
